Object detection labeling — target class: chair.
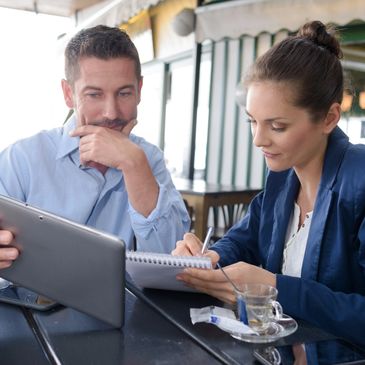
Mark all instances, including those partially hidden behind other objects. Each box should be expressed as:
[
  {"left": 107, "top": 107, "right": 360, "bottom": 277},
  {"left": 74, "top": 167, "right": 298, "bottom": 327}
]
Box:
[
  {"left": 211, "top": 202, "right": 250, "bottom": 239},
  {"left": 183, "top": 198, "right": 194, "bottom": 232}
]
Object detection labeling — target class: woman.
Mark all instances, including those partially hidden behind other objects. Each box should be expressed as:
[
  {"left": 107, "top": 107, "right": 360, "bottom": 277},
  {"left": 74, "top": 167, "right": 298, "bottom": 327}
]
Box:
[{"left": 173, "top": 21, "right": 365, "bottom": 362}]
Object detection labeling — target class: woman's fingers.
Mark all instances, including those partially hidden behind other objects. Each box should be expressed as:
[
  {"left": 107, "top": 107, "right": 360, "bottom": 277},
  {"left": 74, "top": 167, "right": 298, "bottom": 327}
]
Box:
[
  {"left": 177, "top": 267, "right": 236, "bottom": 302},
  {"left": 172, "top": 232, "right": 203, "bottom": 256}
]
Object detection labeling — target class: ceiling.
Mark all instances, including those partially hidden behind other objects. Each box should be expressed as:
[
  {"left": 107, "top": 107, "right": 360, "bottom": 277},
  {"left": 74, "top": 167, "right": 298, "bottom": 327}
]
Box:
[{"left": 0, "top": 0, "right": 106, "bottom": 17}]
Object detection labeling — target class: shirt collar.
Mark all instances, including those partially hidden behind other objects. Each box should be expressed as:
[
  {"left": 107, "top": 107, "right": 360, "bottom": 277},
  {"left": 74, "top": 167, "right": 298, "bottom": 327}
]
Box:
[{"left": 56, "top": 113, "right": 80, "bottom": 160}]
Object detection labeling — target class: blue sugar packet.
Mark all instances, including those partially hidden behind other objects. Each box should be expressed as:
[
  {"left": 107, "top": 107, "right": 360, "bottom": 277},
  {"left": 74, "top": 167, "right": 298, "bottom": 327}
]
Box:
[
  {"left": 237, "top": 296, "right": 248, "bottom": 325},
  {"left": 190, "top": 306, "right": 258, "bottom": 336}
]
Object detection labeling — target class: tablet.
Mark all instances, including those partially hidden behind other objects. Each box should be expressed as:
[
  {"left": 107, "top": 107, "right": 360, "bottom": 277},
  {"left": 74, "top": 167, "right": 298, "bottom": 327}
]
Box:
[
  {"left": 0, "top": 286, "right": 59, "bottom": 311},
  {"left": 0, "top": 194, "right": 125, "bottom": 327}
]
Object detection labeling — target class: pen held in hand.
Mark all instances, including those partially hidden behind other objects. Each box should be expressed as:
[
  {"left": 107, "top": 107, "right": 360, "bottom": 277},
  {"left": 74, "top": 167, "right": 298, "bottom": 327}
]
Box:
[{"left": 201, "top": 226, "right": 214, "bottom": 254}]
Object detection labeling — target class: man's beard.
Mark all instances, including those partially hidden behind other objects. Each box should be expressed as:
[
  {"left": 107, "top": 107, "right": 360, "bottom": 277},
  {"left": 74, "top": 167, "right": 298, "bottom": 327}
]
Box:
[{"left": 87, "top": 119, "right": 129, "bottom": 130}]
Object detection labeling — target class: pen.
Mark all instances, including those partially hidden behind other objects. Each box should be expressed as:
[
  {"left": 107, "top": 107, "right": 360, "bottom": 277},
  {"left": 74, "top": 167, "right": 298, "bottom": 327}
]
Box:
[{"left": 201, "top": 226, "right": 214, "bottom": 254}]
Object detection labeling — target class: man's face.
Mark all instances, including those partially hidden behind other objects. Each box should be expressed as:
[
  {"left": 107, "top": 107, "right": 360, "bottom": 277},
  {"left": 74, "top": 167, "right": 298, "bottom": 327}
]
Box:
[{"left": 62, "top": 57, "right": 142, "bottom": 130}]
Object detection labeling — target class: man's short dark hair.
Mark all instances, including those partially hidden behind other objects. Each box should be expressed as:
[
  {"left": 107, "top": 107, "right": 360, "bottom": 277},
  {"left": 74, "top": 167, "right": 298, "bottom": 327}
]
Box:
[{"left": 65, "top": 25, "right": 141, "bottom": 85}]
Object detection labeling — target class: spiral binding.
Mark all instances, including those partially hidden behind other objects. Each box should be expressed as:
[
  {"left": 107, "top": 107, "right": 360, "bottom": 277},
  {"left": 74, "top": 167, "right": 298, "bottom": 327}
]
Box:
[{"left": 126, "top": 251, "right": 211, "bottom": 269}]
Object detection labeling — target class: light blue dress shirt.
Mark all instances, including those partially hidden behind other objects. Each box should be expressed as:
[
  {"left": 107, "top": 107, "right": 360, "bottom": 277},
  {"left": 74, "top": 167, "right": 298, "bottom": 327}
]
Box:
[{"left": 0, "top": 116, "right": 190, "bottom": 253}]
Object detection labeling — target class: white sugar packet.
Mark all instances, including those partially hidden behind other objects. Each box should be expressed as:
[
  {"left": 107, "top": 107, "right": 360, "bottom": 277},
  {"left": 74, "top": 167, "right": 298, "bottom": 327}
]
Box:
[{"left": 190, "top": 306, "right": 258, "bottom": 336}]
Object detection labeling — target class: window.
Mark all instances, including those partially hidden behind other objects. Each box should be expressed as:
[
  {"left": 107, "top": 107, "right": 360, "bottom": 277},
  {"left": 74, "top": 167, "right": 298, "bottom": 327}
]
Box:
[{"left": 138, "top": 52, "right": 212, "bottom": 179}]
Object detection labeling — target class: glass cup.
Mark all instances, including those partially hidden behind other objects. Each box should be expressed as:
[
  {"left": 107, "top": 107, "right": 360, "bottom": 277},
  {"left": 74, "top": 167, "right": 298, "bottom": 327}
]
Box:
[
  {"left": 235, "top": 283, "right": 283, "bottom": 334},
  {"left": 253, "top": 346, "right": 282, "bottom": 365}
]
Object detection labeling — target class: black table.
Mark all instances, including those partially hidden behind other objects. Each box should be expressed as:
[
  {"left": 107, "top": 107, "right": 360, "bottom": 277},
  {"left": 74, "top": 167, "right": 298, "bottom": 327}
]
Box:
[
  {"left": 1, "top": 284, "right": 364, "bottom": 364},
  {"left": 0, "top": 303, "right": 50, "bottom": 365},
  {"left": 126, "top": 282, "right": 365, "bottom": 365},
  {"left": 29, "top": 288, "right": 222, "bottom": 365}
]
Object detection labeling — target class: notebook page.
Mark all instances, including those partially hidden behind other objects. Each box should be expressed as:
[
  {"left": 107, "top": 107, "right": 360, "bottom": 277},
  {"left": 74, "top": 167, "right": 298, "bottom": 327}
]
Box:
[{"left": 126, "top": 251, "right": 212, "bottom": 292}]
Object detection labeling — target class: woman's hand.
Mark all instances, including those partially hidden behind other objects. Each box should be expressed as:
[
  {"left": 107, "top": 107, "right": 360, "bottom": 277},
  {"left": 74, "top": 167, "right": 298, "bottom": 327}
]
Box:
[
  {"left": 172, "top": 232, "right": 220, "bottom": 266},
  {"left": 172, "top": 232, "right": 203, "bottom": 256},
  {"left": 176, "top": 261, "right": 276, "bottom": 304}
]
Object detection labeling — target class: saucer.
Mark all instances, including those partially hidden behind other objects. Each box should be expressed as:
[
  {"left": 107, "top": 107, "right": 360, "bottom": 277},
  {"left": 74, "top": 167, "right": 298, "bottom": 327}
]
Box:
[{"left": 230, "top": 314, "right": 298, "bottom": 344}]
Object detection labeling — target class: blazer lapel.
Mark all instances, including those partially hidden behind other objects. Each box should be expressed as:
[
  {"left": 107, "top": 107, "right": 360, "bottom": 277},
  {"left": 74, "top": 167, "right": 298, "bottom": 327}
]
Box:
[
  {"left": 301, "top": 188, "right": 333, "bottom": 280},
  {"left": 301, "top": 127, "right": 348, "bottom": 280},
  {"left": 266, "top": 170, "right": 299, "bottom": 273}
]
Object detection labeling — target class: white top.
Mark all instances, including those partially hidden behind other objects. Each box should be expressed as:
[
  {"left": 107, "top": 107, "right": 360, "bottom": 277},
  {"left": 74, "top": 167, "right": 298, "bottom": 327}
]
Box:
[{"left": 281, "top": 203, "right": 313, "bottom": 277}]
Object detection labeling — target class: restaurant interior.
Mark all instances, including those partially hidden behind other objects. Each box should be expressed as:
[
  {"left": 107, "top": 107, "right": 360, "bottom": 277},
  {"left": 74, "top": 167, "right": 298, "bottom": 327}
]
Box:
[{"left": 0, "top": 1, "right": 364, "bottom": 364}]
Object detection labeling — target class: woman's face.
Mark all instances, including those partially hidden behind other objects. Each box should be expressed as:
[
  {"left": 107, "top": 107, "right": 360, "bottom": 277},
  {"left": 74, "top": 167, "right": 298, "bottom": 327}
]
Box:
[{"left": 246, "top": 81, "right": 331, "bottom": 173}]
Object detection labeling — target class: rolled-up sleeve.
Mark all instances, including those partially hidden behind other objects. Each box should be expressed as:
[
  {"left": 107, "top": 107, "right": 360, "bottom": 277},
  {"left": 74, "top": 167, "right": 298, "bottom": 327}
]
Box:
[{"left": 127, "top": 137, "right": 190, "bottom": 253}]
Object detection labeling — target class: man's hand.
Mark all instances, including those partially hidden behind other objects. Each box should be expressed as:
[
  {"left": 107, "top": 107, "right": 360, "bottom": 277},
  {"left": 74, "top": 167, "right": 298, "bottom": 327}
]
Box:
[
  {"left": 69, "top": 119, "right": 139, "bottom": 170},
  {"left": 70, "top": 119, "right": 159, "bottom": 217},
  {"left": 0, "top": 230, "right": 18, "bottom": 269}
]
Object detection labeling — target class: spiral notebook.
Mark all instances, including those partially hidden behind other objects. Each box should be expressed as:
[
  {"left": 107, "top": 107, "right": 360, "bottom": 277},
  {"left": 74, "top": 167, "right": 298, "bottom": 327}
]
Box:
[{"left": 126, "top": 251, "right": 212, "bottom": 292}]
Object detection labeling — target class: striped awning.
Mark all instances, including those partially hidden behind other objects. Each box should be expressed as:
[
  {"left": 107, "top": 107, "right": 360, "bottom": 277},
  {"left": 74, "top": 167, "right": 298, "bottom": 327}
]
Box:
[
  {"left": 74, "top": 0, "right": 163, "bottom": 27},
  {"left": 195, "top": 0, "right": 365, "bottom": 42}
]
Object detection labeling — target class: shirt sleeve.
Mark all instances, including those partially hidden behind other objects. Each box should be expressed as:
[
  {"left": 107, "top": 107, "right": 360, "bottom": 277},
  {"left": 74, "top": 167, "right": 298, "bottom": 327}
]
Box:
[
  {"left": 0, "top": 143, "right": 29, "bottom": 200},
  {"left": 127, "top": 141, "right": 190, "bottom": 253},
  {"left": 276, "top": 273, "right": 365, "bottom": 347}
]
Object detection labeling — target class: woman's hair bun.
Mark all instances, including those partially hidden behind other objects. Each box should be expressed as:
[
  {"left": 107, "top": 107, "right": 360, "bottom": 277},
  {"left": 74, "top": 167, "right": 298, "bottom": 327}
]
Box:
[{"left": 297, "top": 20, "right": 342, "bottom": 58}]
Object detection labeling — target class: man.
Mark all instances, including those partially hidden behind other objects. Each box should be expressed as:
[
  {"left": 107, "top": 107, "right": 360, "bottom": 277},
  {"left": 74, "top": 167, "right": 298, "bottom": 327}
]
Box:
[{"left": 0, "top": 25, "right": 190, "bottom": 268}]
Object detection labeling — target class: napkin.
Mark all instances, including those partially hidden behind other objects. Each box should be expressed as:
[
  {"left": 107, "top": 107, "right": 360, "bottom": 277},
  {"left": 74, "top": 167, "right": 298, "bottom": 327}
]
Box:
[{"left": 190, "top": 306, "right": 258, "bottom": 336}]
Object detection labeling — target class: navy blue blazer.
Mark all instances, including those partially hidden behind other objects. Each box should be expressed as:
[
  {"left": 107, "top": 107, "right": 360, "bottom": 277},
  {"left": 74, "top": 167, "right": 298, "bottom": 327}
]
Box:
[{"left": 212, "top": 127, "right": 365, "bottom": 354}]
